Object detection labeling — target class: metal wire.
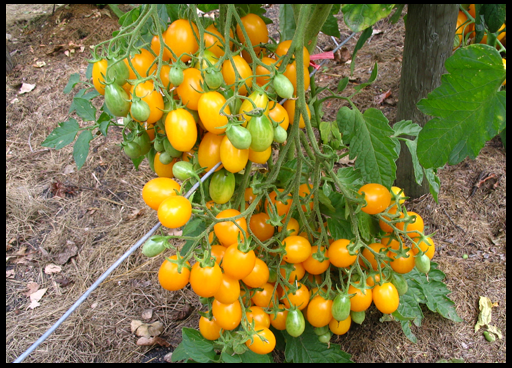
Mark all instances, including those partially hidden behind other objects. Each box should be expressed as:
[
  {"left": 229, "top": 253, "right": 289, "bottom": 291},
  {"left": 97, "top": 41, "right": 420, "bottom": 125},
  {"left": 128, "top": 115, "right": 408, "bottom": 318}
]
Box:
[{"left": 13, "top": 162, "right": 222, "bottom": 363}]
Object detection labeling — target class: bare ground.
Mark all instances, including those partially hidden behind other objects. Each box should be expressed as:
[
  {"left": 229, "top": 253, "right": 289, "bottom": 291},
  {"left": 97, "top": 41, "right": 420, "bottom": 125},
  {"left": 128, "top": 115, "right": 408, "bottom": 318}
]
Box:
[{"left": 6, "top": 4, "right": 506, "bottom": 363}]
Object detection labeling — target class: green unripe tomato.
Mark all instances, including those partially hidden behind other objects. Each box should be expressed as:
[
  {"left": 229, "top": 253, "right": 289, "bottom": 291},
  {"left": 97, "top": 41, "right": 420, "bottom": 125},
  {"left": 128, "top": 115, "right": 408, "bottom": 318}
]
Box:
[
  {"left": 169, "top": 65, "right": 184, "bottom": 86},
  {"left": 273, "top": 73, "right": 294, "bottom": 99},
  {"left": 226, "top": 125, "right": 252, "bottom": 150},
  {"left": 142, "top": 237, "right": 167, "bottom": 257},
  {"left": 172, "top": 161, "right": 195, "bottom": 181}
]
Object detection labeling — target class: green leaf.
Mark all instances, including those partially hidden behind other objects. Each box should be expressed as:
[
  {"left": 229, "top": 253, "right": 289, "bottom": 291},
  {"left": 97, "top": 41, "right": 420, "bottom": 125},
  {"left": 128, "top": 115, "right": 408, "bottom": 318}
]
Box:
[
  {"left": 72, "top": 97, "right": 97, "bottom": 122},
  {"left": 63, "top": 73, "right": 81, "bottom": 94},
  {"left": 404, "top": 138, "right": 424, "bottom": 186},
  {"left": 417, "top": 44, "right": 506, "bottom": 169},
  {"left": 335, "top": 167, "right": 364, "bottom": 189},
  {"left": 319, "top": 121, "right": 342, "bottom": 150},
  {"left": 73, "top": 130, "right": 93, "bottom": 170},
  {"left": 239, "top": 349, "right": 273, "bottom": 363},
  {"left": 119, "top": 6, "right": 141, "bottom": 27},
  {"left": 97, "top": 112, "right": 111, "bottom": 136},
  {"left": 171, "top": 328, "right": 217, "bottom": 363},
  {"left": 165, "top": 4, "right": 180, "bottom": 23},
  {"left": 424, "top": 168, "right": 440, "bottom": 203},
  {"left": 342, "top": 4, "right": 395, "bottom": 32},
  {"left": 179, "top": 218, "right": 207, "bottom": 257},
  {"left": 198, "top": 4, "right": 219, "bottom": 13},
  {"left": 356, "top": 211, "right": 375, "bottom": 242},
  {"left": 130, "top": 155, "right": 145, "bottom": 170},
  {"left": 389, "top": 4, "right": 405, "bottom": 24},
  {"left": 350, "top": 28, "right": 373, "bottom": 75},
  {"left": 392, "top": 120, "right": 421, "bottom": 137},
  {"left": 281, "top": 323, "right": 353, "bottom": 363},
  {"left": 337, "top": 106, "right": 398, "bottom": 188},
  {"left": 480, "top": 4, "right": 506, "bottom": 33},
  {"left": 320, "top": 11, "right": 341, "bottom": 38},
  {"left": 41, "top": 119, "right": 80, "bottom": 149},
  {"left": 353, "top": 62, "right": 378, "bottom": 92},
  {"left": 499, "top": 127, "right": 506, "bottom": 150},
  {"left": 337, "top": 77, "right": 349, "bottom": 93},
  {"left": 276, "top": 158, "right": 312, "bottom": 189},
  {"left": 279, "top": 4, "right": 296, "bottom": 41}
]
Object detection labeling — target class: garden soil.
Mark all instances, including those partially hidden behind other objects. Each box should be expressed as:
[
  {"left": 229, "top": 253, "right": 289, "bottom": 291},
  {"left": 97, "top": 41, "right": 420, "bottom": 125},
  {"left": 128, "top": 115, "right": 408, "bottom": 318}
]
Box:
[{"left": 6, "top": 4, "right": 506, "bottom": 363}]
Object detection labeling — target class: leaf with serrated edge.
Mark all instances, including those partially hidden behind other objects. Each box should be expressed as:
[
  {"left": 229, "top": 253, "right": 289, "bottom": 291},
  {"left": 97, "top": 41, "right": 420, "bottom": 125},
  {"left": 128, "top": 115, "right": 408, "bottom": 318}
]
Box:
[
  {"left": 282, "top": 324, "right": 353, "bottom": 363},
  {"left": 171, "top": 328, "right": 217, "bottom": 363},
  {"left": 73, "top": 130, "right": 93, "bottom": 170},
  {"left": 342, "top": 4, "right": 395, "bottom": 32},
  {"left": 41, "top": 119, "right": 80, "bottom": 149},
  {"left": 417, "top": 45, "right": 506, "bottom": 169},
  {"left": 337, "top": 107, "right": 397, "bottom": 188}
]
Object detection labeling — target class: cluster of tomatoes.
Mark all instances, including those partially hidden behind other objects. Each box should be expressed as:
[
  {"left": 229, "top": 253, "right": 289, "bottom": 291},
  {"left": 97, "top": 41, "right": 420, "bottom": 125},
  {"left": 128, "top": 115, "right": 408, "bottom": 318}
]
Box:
[{"left": 91, "top": 12, "right": 437, "bottom": 355}]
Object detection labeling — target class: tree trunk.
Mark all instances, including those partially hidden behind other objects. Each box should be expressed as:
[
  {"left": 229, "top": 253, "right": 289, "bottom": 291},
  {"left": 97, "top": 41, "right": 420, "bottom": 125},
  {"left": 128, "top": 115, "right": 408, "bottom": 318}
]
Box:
[
  {"left": 6, "top": 43, "right": 15, "bottom": 73},
  {"left": 394, "top": 4, "right": 459, "bottom": 198}
]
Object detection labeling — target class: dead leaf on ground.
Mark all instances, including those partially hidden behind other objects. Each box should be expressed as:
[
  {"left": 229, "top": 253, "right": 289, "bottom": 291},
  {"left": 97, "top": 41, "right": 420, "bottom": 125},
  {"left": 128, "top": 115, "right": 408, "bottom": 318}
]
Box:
[
  {"left": 19, "top": 83, "right": 36, "bottom": 94},
  {"left": 375, "top": 89, "right": 392, "bottom": 105},
  {"left": 53, "top": 241, "right": 78, "bottom": 265},
  {"left": 28, "top": 288, "right": 47, "bottom": 309},
  {"left": 131, "top": 320, "right": 164, "bottom": 337},
  {"left": 126, "top": 208, "right": 145, "bottom": 220},
  {"left": 142, "top": 309, "right": 153, "bottom": 320},
  {"left": 136, "top": 336, "right": 170, "bottom": 347},
  {"left": 54, "top": 276, "right": 73, "bottom": 287},
  {"left": 24, "top": 281, "right": 40, "bottom": 297},
  {"left": 44, "top": 263, "right": 62, "bottom": 274}
]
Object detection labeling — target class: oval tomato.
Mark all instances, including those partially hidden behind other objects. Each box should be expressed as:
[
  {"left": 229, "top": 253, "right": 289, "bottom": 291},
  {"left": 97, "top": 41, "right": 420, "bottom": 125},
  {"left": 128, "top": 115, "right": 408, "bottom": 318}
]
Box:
[
  {"left": 124, "top": 48, "right": 157, "bottom": 79},
  {"left": 265, "top": 189, "right": 292, "bottom": 218},
  {"left": 307, "top": 295, "right": 333, "bottom": 328},
  {"left": 282, "top": 236, "right": 312, "bottom": 264},
  {"left": 164, "top": 19, "right": 199, "bottom": 62},
  {"left": 226, "top": 125, "right": 252, "bottom": 150},
  {"left": 274, "top": 39, "right": 311, "bottom": 68},
  {"left": 150, "top": 32, "right": 171, "bottom": 61},
  {"left": 222, "top": 243, "right": 256, "bottom": 280},
  {"left": 204, "top": 24, "right": 228, "bottom": 58},
  {"left": 219, "top": 134, "right": 249, "bottom": 173},
  {"left": 328, "top": 239, "right": 358, "bottom": 268},
  {"left": 213, "top": 273, "right": 240, "bottom": 305},
  {"left": 142, "top": 177, "right": 181, "bottom": 210},
  {"left": 177, "top": 67, "right": 203, "bottom": 110},
  {"left": 256, "top": 56, "right": 278, "bottom": 87},
  {"left": 199, "top": 315, "right": 221, "bottom": 341},
  {"left": 209, "top": 169, "right": 235, "bottom": 204},
  {"left": 358, "top": 183, "right": 392, "bottom": 215},
  {"left": 372, "top": 282, "right": 400, "bottom": 314},
  {"left": 154, "top": 152, "right": 176, "bottom": 178},
  {"left": 329, "top": 316, "right": 351, "bottom": 336},
  {"left": 249, "top": 146, "right": 272, "bottom": 164},
  {"left": 247, "top": 114, "right": 274, "bottom": 152},
  {"left": 130, "top": 80, "right": 164, "bottom": 124},
  {"left": 222, "top": 55, "right": 253, "bottom": 95},
  {"left": 190, "top": 262, "right": 222, "bottom": 297},
  {"left": 157, "top": 195, "right": 192, "bottom": 229},
  {"left": 404, "top": 211, "right": 425, "bottom": 238},
  {"left": 281, "top": 282, "right": 310, "bottom": 310},
  {"left": 411, "top": 236, "right": 435, "bottom": 260},
  {"left": 105, "top": 83, "right": 131, "bottom": 117},
  {"left": 348, "top": 283, "right": 372, "bottom": 312},
  {"left": 165, "top": 108, "right": 198, "bottom": 152},
  {"left": 249, "top": 212, "right": 275, "bottom": 242},
  {"left": 269, "top": 304, "right": 288, "bottom": 331},
  {"left": 245, "top": 327, "right": 275, "bottom": 355},
  {"left": 197, "top": 91, "right": 230, "bottom": 135},
  {"left": 198, "top": 132, "right": 223, "bottom": 173},
  {"left": 239, "top": 90, "right": 270, "bottom": 126},
  {"left": 283, "top": 99, "right": 310, "bottom": 129},
  {"left": 331, "top": 293, "right": 351, "bottom": 322},
  {"left": 92, "top": 59, "right": 108, "bottom": 95},
  {"left": 302, "top": 246, "right": 329, "bottom": 275},
  {"left": 251, "top": 282, "right": 277, "bottom": 308},
  {"left": 212, "top": 298, "right": 242, "bottom": 331},
  {"left": 286, "top": 308, "right": 305, "bottom": 337},
  {"left": 213, "top": 209, "right": 247, "bottom": 246},
  {"left": 246, "top": 305, "right": 271, "bottom": 329},
  {"left": 268, "top": 101, "right": 290, "bottom": 131},
  {"left": 236, "top": 13, "right": 268, "bottom": 60},
  {"left": 242, "top": 258, "right": 269, "bottom": 288}
]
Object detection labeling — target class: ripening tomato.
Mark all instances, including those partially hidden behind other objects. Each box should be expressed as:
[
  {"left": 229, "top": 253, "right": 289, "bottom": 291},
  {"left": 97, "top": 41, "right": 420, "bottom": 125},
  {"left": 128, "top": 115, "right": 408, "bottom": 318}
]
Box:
[
  {"left": 404, "top": 211, "right": 424, "bottom": 238},
  {"left": 283, "top": 61, "right": 310, "bottom": 95},
  {"left": 274, "top": 40, "right": 311, "bottom": 67},
  {"left": 239, "top": 90, "right": 270, "bottom": 126},
  {"left": 328, "top": 239, "right": 358, "bottom": 268},
  {"left": 197, "top": 91, "right": 230, "bottom": 135},
  {"left": 245, "top": 327, "right": 276, "bottom": 355},
  {"left": 92, "top": 59, "right": 108, "bottom": 95},
  {"left": 159, "top": 64, "right": 173, "bottom": 90},
  {"left": 372, "top": 282, "right": 399, "bottom": 314},
  {"left": 177, "top": 68, "right": 203, "bottom": 110},
  {"left": 251, "top": 282, "right": 277, "bottom": 308},
  {"left": 213, "top": 272, "right": 241, "bottom": 304},
  {"left": 199, "top": 315, "right": 222, "bottom": 341},
  {"left": 154, "top": 152, "right": 176, "bottom": 178},
  {"left": 219, "top": 134, "right": 249, "bottom": 173},
  {"left": 248, "top": 146, "right": 272, "bottom": 164},
  {"left": 164, "top": 19, "right": 199, "bottom": 62},
  {"left": 249, "top": 212, "right": 275, "bottom": 242},
  {"left": 198, "top": 132, "right": 223, "bottom": 173},
  {"left": 190, "top": 262, "right": 222, "bottom": 297},
  {"left": 388, "top": 247, "right": 415, "bottom": 274},
  {"left": 283, "top": 99, "right": 310, "bottom": 129},
  {"left": 265, "top": 189, "right": 292, "bottom": 218},
  {"left": 307, "top": 295, "right": 333, "bottom": 328},
  {"left": 124, "top": 48, "right": 157, "bottom": 80},
  {"left": 302, "top": 246, "right": 330, "bottom": 275},
  {"left": 358, "top": 183, "right": 392, "bottom": 215},
  {"left": 256, "top": 56, "right": 278, "bottom": 87},
  {"left": 329, "top": 316, "right": 351, "bottom": 336},
  {"left": 348, "top": 283, "right": 373, "bottom": 312},
  {"left": 281, "top": 282, "right": 310, "bottom": 310},
  {"left": 242, "top": 258, "right": 269, "bottom": 288},
  {"left": 245, "top": 305, "right": 271, "bottom": 329},
  {"left": 268, "top": 101, "right": 290, "bottom": 131},
  {"left": 269, "top": 304, "right": 288, "bottom": 330},
  {"left": 204, "top": 24, "right": 232, "bottom": 58},
  {"left": 210, "top": 244, "right": 226, "bottom": 264},
  {"left": 158, "top": 255, "right": 190, "bottom": 291},
  {"left": 150, "top": 32, "right": 172, "bottom": 61},
  {"left": 279, "top": 261, "right": 305, "bottom": 284},
  {"left": 222, "top": 243, "right": 256, "bottom": 280},
  {"left": 298, "top": 183, "right": 314, "bottom": 211},
  {"left": 157, "top": 195, "right": 192, "bottom": 229},
  {"left": 222, "top": 55, "right": 253, "bottom": 95},
  {"left": 130, "top": 80, "right": 164, "bottom": 124},
  {"left": 360, "top": 242, "right": 388, "bottom": 271},
  {"left": 214, "top": 209, "right": 247, "bottom": 246},
  {"left": 165, "top": 108, "right": 198, "bottom": 152},
  {"left": 411, "top": 236, "right": 435, "bottom": 260},
  {"left": 282, "top": 236, "right": 312, "bottom": 264},
  {"left": 236, "top": 13, "right": 269, "bottom": 61},
  {"left": 142, "top": 177, "right": 181, "bottom": 210},
  {"left": 212, "top": 298, "right": 242, "bottom": 331}
]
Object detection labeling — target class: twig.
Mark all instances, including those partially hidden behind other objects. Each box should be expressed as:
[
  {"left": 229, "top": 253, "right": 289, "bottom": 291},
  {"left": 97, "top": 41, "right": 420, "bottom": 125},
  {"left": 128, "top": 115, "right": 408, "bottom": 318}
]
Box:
[{"left": 442, "top": 208, "right": 465, "bottom": 233}]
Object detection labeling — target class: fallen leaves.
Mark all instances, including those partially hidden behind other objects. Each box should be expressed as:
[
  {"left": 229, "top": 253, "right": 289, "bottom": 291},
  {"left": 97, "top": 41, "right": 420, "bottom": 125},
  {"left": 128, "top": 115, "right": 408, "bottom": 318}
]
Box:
[
  {"left": 19, "top": 83, "right": 36, "bottom": 95},
  {"left": 131, "top": 320, "right": 170, "bottom": 347},
  {"left": 24, "top": 282, "right": 48, "bottom": 309},
  {"left": 53, "top": 240, "right": 78, "bottom": 265},
  {"left": 475, "top": 296, "right": 502, "bottom": 342}
]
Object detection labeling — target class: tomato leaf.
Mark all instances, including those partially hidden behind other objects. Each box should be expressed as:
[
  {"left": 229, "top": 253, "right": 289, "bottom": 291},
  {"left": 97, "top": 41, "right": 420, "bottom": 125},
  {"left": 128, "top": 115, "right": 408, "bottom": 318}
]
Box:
[
  {"left": 353, "top": 61, "right": 378, "bottom": 92},
  {"left": 479, "top": 4, "right": 506, "bottom": 33},
  {"left": 239, "top": 349, "right": 274, "bottom": 363},
  {"left": 41, "top": 118, "right": 80, "bottom": 150},
  {"left": 341, "top": 4, "right": 395, "bottom": 32},
  {"left": 97, "top": 112, "right": 111, "bottom": 136},
  {"left": 356, "top": 211, "right": 376, "bottom": 242},
  {"left": 73, "top": 130, "right": 93, "bottom": 170},
  {"left": 337, "top": 106, "right": 398, "bottom": 188},
  {"left": 416, "top": 44, "right": 506, "bottom": 169},
  {"left": 171, "top": 328, "right": 217, "bottom": 363},
  {"left": 279, "top": 4, "right": 296, "bottom": 41},
  {"left": 179, "top": 218, "right": 207, "bottom": 257},
  {"left": 280, "top": 323, "right": 353, "bottom": 363},
  {"left": 320, "top": 4, "right": 341, "bottom": 38},
  {"left": 424, "top": 167, "right": 440, "bottom": 203},
  {"left": 319, "top": 121, "right": 342, "bottom": 150},
  {"left": 63, "top": 73, "right": 80, "bottom": 94},
  {"left": 394, "top": 262, "right": 463, "bottom": 343},
  {"left": 350, "top": 27, "right": 373, "bottom": 76}
]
